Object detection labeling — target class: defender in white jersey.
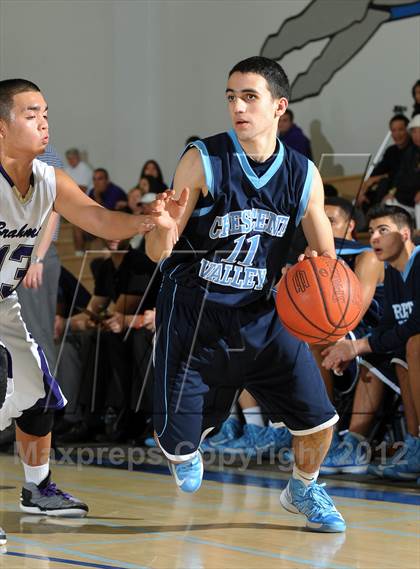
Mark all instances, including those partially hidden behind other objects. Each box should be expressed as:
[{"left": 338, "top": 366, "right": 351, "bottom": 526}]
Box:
[{"left": 0, "top": 79, "right": 159, "bottom": 546}]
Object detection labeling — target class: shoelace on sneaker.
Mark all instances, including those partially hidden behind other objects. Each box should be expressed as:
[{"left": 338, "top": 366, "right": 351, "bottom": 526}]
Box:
[
  {"left": 294, "top": 483, "right": 337, "bottom": 518},
  {"left": 40, "top": 482, "right": 73, "bottom": 500}
]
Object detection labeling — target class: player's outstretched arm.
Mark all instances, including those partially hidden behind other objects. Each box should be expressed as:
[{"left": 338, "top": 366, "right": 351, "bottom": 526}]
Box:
[
  {"left": 54, "top": 169, "right": 155, "bottom": 239},
  {"left": 145, "top": 148, "right": 204, "bottom": 262},
  {"left": 301, "top": 167, "right": 336, "bottom": 259}
]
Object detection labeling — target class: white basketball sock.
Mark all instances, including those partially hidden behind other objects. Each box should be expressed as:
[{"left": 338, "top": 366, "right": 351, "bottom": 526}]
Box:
[
  {"left": 243, "top": 406, "right": 265, "bottom": 427},
  {"left": 292, "top": 464, "right": 319, "bottom": 487},
  {"left": 22, "top": 461, "right": 49, "bottom": 486}
]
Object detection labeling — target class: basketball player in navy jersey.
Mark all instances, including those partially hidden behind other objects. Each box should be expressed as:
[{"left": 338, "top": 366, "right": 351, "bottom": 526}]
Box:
[
  {"left": 314, "top": 197, "right": 385, "bottom": 474},
  {"left": 323, "top": 205, "right": 420, "bottom": 480},
  {"left": 0, "top": 79, "right": 156, "bottom": 545},
  {"left": 146, "top": 57, "right": 346, "bottom": 533}
]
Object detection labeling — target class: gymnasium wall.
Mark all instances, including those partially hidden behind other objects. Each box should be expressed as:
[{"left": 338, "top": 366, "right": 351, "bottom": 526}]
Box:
[{"left": 0, "top": 0, "right": 418, "bottom": 188}]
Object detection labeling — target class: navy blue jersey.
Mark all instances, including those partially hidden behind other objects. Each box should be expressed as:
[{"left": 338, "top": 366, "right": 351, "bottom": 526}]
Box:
[
  {"left": 162, "top": 129, "right": 314, "bottom": 307},
  {"left": 369, "top": 245, "right": 420, "bottom": 353},
  {"left": 334, "top": 238, "right": 384, "bottom": 327}
]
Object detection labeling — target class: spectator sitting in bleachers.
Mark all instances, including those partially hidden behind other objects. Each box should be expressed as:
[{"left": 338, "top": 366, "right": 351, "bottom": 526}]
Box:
[
  {"left": 384, "top": 114, "right": 420, "bottom": 229},
  {"left": 126, "top": 187, "right": 143, "bottom": 215},
  {"left": 55, "top": 237, "right": 160, "bottom": 442},
  {"left": 73, "top": 168, "right": 127, "bottom": 254},
  {"left": 64, "top": 148, "right": 93, "bottom": 193},
  {"left": 277, "top": 109, "right": 312, "bottom": 159},
  {"left": 322, "top": 205, "right": 420, "bottom": 481},
  {"left": 307, "top": 198, "right": 385, "bottom": 474},
  {"left": 357, "top": 114, "right": 411, "bottom": 210},
  {"left": 139, "top": 159, "right": 166, "bottom": 193},
  {"left": 411, "top": 79, "right": 420, "bottom": 118},
  {"left": 87, "top": 168, "right": 127, "bottom": 210},
  {"left": 138, "top": 174, "right": 161, "bottom": 197}
]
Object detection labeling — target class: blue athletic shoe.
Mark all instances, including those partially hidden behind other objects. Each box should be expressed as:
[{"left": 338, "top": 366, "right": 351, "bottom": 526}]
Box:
[
  {"left": 320, "top": 431, "right": 370, "bottom": 475},
  {"left": 381, "top": 434, "right": 420, "bottom": 480},
  {"left": 169, "top": 453, "right": 203, "bottom": 493},
  {"left": 144, "top": 436, "right": 157, "bottom": 448},
  {"left": 280, "top": 478, "right": 346, "bottom": 532},
  {"left": 200, "top": 417, "right": 242, "bottom": 451},
  {"left": 222, "top": 424, "right": 292, "bottom": 456},
  {"left": 221, "top": 423, "right": 265, "bottom": 455},
  {"left": 266, "top": 426, "right": 292, "bottom": 453}
]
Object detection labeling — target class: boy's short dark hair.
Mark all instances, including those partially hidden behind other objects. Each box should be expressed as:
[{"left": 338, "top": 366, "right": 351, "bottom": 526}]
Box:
[
  {"left": 94, "top": 168, "right": 109, "bottom": 180},
  {"left": 228, "top": 56, "right": 290, "bottom": 100},
  {"left": 0, "top": 79, "right": 41, "bottom": 121},
  {"left": 325, "top": 196, "right": 355, "bottom": 220},
  {"left": 389, "top": 114, "right": 409, "bottom": 127},
  {"left": 367, "top": 204, "right": 414, "bottom": 235}
]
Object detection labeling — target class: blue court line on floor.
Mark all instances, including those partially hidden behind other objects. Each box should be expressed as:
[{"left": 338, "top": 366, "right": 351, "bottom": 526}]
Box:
[
  {"left": 90, "top": 459, "right": 420, "bottom": 506},
  {"left": 345, "top": 525, "right": 419, "bottom": 538},
  {"left": 178, "top": 535, "right": 355, "bottom": 569},
  {"left": 5, "top": 551, "right": 147, "bottom": 569},
  {"left": 7, "top": 537, "right": 148, "bottom": 569}
]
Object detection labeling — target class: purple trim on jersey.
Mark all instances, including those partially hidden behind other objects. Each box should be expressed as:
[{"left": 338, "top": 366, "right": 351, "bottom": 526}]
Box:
[
  {"left": 35, "top": 345, "right": 66, "bottom": 410},
  {"left": 0, "top": 164, "right": 15, "bottom": 187},
  {"left": 4, "top": 345, "right": 13, "bottom": 379}
]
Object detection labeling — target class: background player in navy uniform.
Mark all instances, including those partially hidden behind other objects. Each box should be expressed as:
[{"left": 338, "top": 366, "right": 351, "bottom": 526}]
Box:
[
  {"left": 323, "top": 205, "right": 420, "bottom": 481},
  {"left": 313, "top": 197, "right": 385, "bottom": 474},
  {"left": 0, "top": 79, "right": 155, "bottom": 545},
  {"left": 146, "top": 57, "right": 346, "bottom": 533}
]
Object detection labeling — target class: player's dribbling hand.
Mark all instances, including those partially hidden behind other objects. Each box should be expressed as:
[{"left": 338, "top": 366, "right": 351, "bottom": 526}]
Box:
[{"left": 22, "top": 263, "right": 43, "bottom": 289}]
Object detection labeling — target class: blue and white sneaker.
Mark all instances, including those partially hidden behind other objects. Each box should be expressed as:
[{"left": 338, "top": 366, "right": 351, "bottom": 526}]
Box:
[
  {"left": 381, "top": 434, "right": 420, "bottom": 480},
  {"left": 280, "top": 478, "right": 346, "bottom": 533},
  {"left": 200, "top": 418, "right": 242, "bottom": 451},
  {"left": 221, "top": 424, "right": 266, "bottom": 456},
  {"left": 265, "top": 426, "right": 292, "bottom": 453},
  {"left": 222, "top": 424, "right": 292, "bottom": 456},
  {"left": 320, "top": 432, "right": 370, "bottom": 475},
  {"left": 169, "top": 452, "right": 203, "bottom": 493}
]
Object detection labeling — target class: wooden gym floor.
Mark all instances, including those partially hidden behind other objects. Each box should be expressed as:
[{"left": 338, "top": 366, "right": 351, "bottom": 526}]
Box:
[{"left": 0, "top": 453, "right": 418, "bottom": 568}]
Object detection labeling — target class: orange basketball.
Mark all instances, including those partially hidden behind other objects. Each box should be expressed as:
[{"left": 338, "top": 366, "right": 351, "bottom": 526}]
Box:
[{"left": 276, "top": 256, "right": 363, "bottom": 344}]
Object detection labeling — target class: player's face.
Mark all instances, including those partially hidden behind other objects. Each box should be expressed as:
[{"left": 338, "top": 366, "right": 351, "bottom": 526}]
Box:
[
  {"left": 368, "top": 217, "right": 406, "bottom": 262},
  {"left": 390, "top": 120, "right": 408, "bottom": 147},
  {"left": 324, "top": 205, "right": 354, "bottom": 240},
  {"left": 226, "top": 72, "right": 286, "bottom": 143},
  {"left": 0, "top": 91, "right": 49, "bottom": 157}
]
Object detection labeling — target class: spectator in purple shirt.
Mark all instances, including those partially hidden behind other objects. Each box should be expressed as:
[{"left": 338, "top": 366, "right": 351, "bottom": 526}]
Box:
[
  {"left": 88, "top": 168, "right": 127, "bottom": 210},
  {"left": 278, "top": 109, "right": 312, "bottom": 159},
  {"left": 74, "top": 168, "right": 127, "bottom": 254}
]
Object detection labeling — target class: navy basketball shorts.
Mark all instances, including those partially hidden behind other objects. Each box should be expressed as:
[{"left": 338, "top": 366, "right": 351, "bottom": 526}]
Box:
[
  {"left": 359, "top": 351, "right": 406, "bottom": 396},
  {"left": 154, "top": 278, "right": 338, "bottom": 459}
]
